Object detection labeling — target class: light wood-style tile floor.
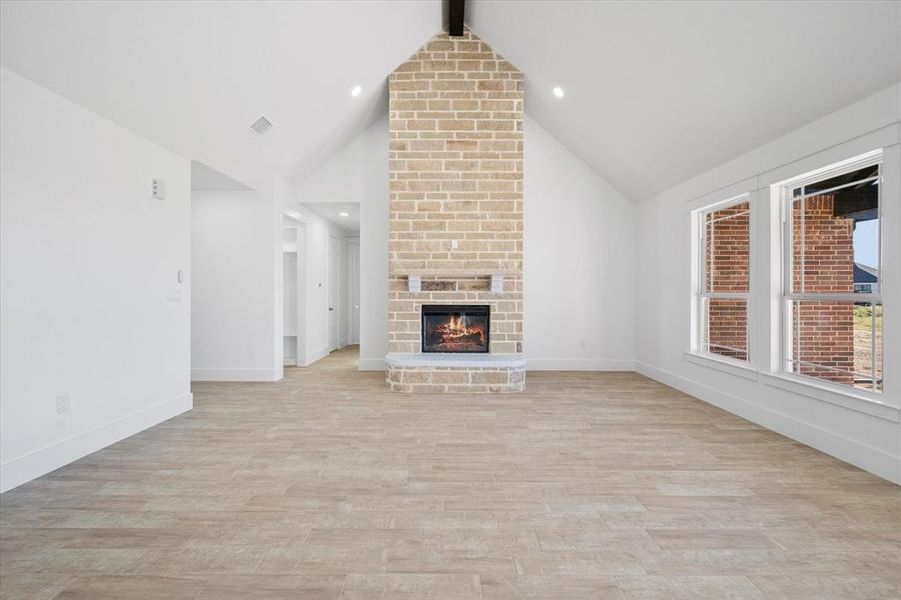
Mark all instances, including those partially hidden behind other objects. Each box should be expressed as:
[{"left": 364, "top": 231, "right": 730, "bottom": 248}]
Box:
[{"left": 2, "top": 346, "right": 900, "bottom": 599}]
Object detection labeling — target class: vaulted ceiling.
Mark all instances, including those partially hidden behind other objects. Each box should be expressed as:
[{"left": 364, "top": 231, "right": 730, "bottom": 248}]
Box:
[
  {"left": 0, "top": 1, "right": 442, "bottom": 186},
  {"left": 470, "top": 1, "right": 901, "bottom": 200},
  {"left": 2, "top": 1, "right": 899, "bottom": 201}
]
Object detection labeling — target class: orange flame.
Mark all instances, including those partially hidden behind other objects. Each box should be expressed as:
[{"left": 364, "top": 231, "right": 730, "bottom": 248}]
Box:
[{"left": 434, "top": 314, "right": 485, "bottom": 344}]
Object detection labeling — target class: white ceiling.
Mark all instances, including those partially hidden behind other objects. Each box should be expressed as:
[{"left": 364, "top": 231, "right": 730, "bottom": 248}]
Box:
[
  {"left": 469, "top": 1, "right": 901, "bottom": 200},
  {"left": 303, "top": 202, "right": 360, "bottom": 234},
  {"left": 2, "top": 1, "right": 899, "bottom": 202},
  {"left": 0, "top": 0, "right": 441, "bottom": 187},
  {"left": 191, "top": 161, "right": 253, "bottom": 191}
]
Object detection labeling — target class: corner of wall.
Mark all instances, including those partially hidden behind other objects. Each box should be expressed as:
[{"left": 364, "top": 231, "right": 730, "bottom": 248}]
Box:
[{"left": 1, "top": 393, "right": 192, "bottom": 493}]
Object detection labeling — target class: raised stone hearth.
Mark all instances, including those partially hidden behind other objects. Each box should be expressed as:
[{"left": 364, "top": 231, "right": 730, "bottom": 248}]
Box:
[
  {"left": 386, "top": 352, "right": 526, "bottom": 393},
  {"left": 387, "top": 28, "right": 525, "bottom": 392}
]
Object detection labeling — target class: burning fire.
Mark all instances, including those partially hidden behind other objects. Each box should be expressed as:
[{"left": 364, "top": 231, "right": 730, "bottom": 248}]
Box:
[{"left": 434, "top": 314, "right": 485, "bottom": 344}]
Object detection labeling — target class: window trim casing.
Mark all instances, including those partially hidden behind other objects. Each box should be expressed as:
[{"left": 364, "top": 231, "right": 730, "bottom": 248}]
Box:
[
  {"left": 682, "top": 127, "right": 898, "bottom": 420},
  {"left": 691, "top": 193, "right": 753, "bottom": 366},
  {"left": 775, "top": 149, "right": 884, "bottom": 395}
]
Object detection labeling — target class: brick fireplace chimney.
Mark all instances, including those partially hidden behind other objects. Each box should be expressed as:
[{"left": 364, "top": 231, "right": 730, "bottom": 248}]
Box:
[{"left": 385, "top": 28, "right": 525, "bottom": 392}]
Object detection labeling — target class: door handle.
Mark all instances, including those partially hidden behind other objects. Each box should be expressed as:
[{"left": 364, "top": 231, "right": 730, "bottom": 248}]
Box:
[{"left": 329, "top": 307, "right": 334, "bottom": 311}]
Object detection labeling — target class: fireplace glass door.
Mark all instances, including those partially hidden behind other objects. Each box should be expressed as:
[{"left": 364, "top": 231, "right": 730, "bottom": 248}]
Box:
[{"left": 421, "top": 305, "right": 490, "bottom": 353}]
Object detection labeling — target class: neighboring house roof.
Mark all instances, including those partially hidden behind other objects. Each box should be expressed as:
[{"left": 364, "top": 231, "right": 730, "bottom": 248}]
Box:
[{"left": 854, "top": 263, "right": 879, "bottom": 284}]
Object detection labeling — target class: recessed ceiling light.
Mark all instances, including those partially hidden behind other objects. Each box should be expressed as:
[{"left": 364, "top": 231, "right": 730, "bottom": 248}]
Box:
[
  {"left": 339, "top": 211, "right": 349, "bottom": 217},
  {"left": 350, "top": 85, "right": 362, "bottom": 97},
  {"left": 553, "top": 86, "right": 564, "bottom": 98}
]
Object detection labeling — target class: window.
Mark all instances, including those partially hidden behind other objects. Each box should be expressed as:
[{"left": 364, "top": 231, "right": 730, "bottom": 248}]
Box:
[
  {"left": 779, "top": 152, "right": 882, "bottom": 393},
  {"left": 696, "top": 197, "right": 751, "bottom": 362}
]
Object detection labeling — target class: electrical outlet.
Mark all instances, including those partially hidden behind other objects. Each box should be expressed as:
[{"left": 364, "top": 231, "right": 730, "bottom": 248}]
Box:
[{"left": 56, "top": 395, "right": 70, "bottom": 414}]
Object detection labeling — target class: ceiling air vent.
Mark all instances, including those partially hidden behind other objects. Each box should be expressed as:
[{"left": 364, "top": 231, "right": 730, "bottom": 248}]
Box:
[{"left": 250, "top": 116, "right": 273, "bottom": 135}]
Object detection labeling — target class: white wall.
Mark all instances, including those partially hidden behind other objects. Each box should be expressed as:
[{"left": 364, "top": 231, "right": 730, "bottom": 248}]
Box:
[
  {"left": 636, "top": 83, "right": 901, "bottom": 484},
  {"left": 0, "top": 68, "right": 192, "bottom": 492},
  {"left": 191, "top": 184, "right": 283, "bottom": 381},
  {"left": 295, "top": 117, "right": 389, "bottom": 370},
  {"left": 524, "top": 117, "right": 637, "bottom": 369},
  {"left": 192, "top": 178, "right": 350, "bottom": 376}
]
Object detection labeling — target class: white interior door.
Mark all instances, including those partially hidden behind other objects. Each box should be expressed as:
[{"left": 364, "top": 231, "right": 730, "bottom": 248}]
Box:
[
  {"left": 328, "top": 235, "right": 339, "bottom": 351},
  {"left": 349, "top": 242, "right": 360, "bottom": 345}
]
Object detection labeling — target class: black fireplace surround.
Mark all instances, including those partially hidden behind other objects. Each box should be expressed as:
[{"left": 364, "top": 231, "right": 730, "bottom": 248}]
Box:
[{"left": 421, "top": 305, "right": 490, "bottom": 353}]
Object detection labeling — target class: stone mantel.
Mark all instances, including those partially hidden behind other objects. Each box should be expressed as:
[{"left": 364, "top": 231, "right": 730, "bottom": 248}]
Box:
[
  {"left": 390, "top": 268, "right": 519, "bottom": 277},
  {"left": 386, "top": 352, "right": 526, "bottom": 369}
]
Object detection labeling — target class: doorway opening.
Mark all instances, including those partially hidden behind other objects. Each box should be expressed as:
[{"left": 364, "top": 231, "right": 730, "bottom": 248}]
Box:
[
  {"left": 283, "top": 214, "right": 306, "bottom": 367},
  {"left": 297, "top": 202, "right": 361, "bottom": 364}
]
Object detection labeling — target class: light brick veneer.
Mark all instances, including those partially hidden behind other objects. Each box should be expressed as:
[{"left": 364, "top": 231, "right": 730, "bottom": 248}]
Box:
[
  {"left": 387, "top": 365, "right": 525, "bottom": 394},
  {"left": 706, "top": 201, "right": 751, "bottom": 361},
  {"left": 386, "top": 28, "right": 524, "bottom": 392},
  {"left": 791, "top": 195, "right": 855, "bottom": 385},
  {"left": 705, "top": 195, "right": 855, "bottom": 384}
]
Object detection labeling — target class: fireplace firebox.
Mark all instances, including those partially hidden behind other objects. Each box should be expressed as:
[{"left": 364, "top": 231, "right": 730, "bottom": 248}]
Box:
[{"left": 421, "top": 305, "right": 490, "bottom": 353}]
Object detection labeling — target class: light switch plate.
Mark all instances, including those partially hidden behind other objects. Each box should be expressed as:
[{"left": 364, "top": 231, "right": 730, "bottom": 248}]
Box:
[{"left": 152, "top": 178, "right": 166, "bottom": 200}]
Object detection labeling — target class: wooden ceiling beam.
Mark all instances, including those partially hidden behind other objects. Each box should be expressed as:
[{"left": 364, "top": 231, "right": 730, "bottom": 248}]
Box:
[{"left": 449, "top": 0, "right": 465, "bottom": 37}]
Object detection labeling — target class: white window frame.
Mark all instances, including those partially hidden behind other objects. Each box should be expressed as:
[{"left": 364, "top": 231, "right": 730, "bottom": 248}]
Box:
[
  {"left": 776, "top": 149, "right": 883, "bottom": 394},
  {"left": 693, "top": 194, "right": 752, "bottom": 364}
]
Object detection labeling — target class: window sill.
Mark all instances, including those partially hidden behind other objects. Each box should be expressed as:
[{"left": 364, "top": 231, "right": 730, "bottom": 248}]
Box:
[
  {"left": 760, "top": 373, "right": 900, "bottom": 423},
  {"left": 682, "top": 352, "right": 899, "bottom": 423},
  {"left": 683, "top": 352, "right": 758, "bottom": 381}
]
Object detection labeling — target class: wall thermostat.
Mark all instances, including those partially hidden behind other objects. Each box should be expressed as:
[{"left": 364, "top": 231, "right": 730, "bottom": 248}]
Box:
[{"left": 152, "top": 178, "right": 166, "bottom": 200}]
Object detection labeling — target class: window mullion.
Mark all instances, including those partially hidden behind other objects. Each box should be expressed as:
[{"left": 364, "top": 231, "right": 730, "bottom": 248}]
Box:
[
  {"left": 786, "top": 292, "right": 881, "bottom": 303},
  {"left": 700, "top": 292, "right": 748, "bottom": 299}
]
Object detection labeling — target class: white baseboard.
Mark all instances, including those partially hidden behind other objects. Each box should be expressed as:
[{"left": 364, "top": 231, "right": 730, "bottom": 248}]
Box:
[
  {"left": 191, "top": 367, "right": 282, "bottom": 382},
  {"left": 302, "top": 346, "right": 330, "bottom": 366},
  {"left": 636, "top": 361, "right": 901, "bottom": 485},
  {"left": 0, "top": 392, "right": 192, "bottom": 493},
  {"left": 358, "top": 357, "right": 386, "bottom": 371},
  {"left": 527, "top": 358, "right": 636, "bottom": 371}
]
